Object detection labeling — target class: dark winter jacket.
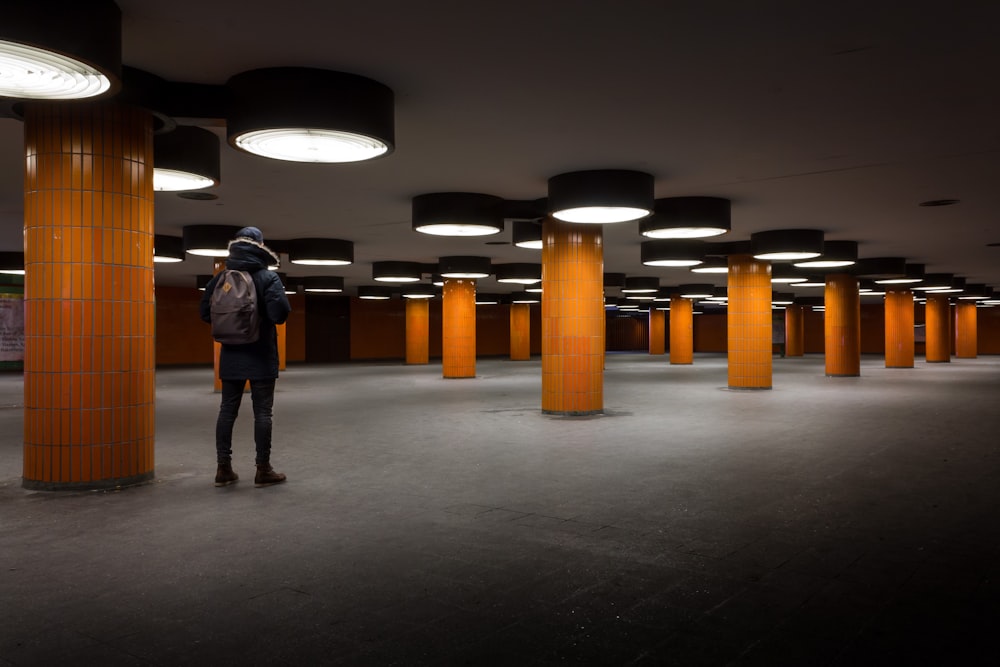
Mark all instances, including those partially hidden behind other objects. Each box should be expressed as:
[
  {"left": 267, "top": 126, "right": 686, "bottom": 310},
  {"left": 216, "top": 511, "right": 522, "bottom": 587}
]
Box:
[{"left": 200, "top": 240, "right": 291, "bottom": 380}]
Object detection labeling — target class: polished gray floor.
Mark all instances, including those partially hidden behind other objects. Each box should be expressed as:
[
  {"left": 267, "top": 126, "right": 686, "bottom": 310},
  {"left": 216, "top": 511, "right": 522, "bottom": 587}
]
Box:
[{"left": 1, "top": 353, "right": 999, "bottom": 666}]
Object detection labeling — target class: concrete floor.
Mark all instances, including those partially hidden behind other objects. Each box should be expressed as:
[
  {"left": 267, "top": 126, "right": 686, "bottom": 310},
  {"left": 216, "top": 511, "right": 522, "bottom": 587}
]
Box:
[{"left": 1, "top": 353, "right": 999, "bottom": 666}]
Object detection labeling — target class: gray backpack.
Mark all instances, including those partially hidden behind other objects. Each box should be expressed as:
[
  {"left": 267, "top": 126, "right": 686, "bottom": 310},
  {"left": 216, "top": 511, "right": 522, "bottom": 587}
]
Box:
[{"left": 210, "top": 270, "right": 260, "bottom": 344}]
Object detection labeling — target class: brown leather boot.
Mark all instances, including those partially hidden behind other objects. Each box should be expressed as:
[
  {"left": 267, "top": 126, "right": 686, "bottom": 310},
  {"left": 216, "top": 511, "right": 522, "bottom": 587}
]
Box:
[
  {"left": 214, "top": 461, "right": 239, "bottom": 487},
  {"left": 254, "top": 463, "right": 287, "bottom": 487}
]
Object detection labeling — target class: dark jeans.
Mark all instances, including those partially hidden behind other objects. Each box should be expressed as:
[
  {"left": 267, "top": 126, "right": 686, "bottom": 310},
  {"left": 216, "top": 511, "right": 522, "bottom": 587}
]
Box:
[{"left": 215, "top": 379, "right": 276, "bottom": 465}]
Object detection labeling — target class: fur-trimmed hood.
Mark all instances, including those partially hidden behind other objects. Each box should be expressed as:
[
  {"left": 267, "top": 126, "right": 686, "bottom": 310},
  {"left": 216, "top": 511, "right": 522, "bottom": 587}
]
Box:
[{"left": 226, "top": 238, "right": 280, "bottom": 271}]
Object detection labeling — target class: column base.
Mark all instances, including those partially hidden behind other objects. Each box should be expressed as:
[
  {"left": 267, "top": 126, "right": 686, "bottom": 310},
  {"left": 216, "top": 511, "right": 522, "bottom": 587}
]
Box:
[
  {"left": 22, "top": 471, "right": 155, "bottom": 492},
  {"left": 443, "top": 375, "right": 477, "bottom": 380},
  {"left": 926, "top": 360, "right": 951, "bottom": 363},
  {"left": 825, "top": 373, "right": 860, "bottom": 377},
  {"left": 543, "top": 409, "right": 603, "bottom": 416},
  {"left": 726, "top": 386, "right": 772, "bottom": 391},
  {"left": 886, "top": 365, "right": 914, "bottom": 369}
]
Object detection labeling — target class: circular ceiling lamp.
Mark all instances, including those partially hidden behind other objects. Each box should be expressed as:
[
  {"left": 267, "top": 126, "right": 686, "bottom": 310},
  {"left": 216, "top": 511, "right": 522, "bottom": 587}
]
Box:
[
  {"left": 958, "top": 284, "right": 990, "bottom": 300},
  {"left": 793, "top": 240, "right": 858, "bottom": 269},
  {"left": 475, "top": 293, "right": 502, "bottom": 305},
  {"left": 621, "top": 276, "right": 659, "bottom": 294},
  {"left": 226, "top": 67, "right": 394, "bottom": 163},
  {"left": 771, "top": 292, "right": 795, "bottom": 306},
  {"left": 770, "top": 265, "right": 807, "bottom": 284},
  {"left": 707, "top": 286, "right": 729, "bottom": 301},
  {"left": 153, "top": 235, "right": 184, "bottom": 263},
  {"left": 302, "top": 276, "right": 345, "bottom": 293},
  {"left": 679, "top": 284, "right": 715, "bottom": 299},
  {"left": 640, "top": 196, "right": 731, "bottom": 239},
  {"left": 654, "top": 287, "right": 675, "bottom": 302},
  {"left": 548, "top": 169, "right": 654, "bottom": 223},
  {"left": 287, "top": 238, "right": 354, "bottom": 266},
  {"left": 640, "top": 240, "right": 706, "bottom": 267},
  {"left": 0, "top": 251, "right": 25, "bottom": 275},
  {"left": 401, "top": 283, "right": 437, "bottom": 299},
  {"left": 875, "top": 263, "right": 925, "bottom": 285},
  {"left": 913, "top": 273, "right": 954, "bottom": 291},
  {"left": 512, "top": 220, "right": 543, "bottom": 249},
  {"left": 372, "top": 261, "right": 423, "bottom": 283},
  {"left": 357, "top": 285, "right": 394, "bottom": 300},
  {"left": 494, "top": 263, "right": 541, "bottom": 285},
  {"left": 510, "top": 292, "right": 541, "bottom": 304},
  {"left": 929, "top": 277, "right": 966, "bottom": 294},
  {"left": 751, "top": 229, "right": 824, "bottom": 261},
  {"left": 182, "top": 224, "right": 242, "bottom": 257},
  {"left": 690, "top": 257, "right": 729, "bottom": 274},
  {"left": 412, "top": 193, "right": 504, "bottom": 237},
  {"left": 153, "top": 126, "right": 220, "bottom": 192},
  {"left": 1, "top": 2, "right": 120, "bottom": 100},
  {"left": 853, "top": 257, "right": 907, "bottom": 280},
  {"left": 439, "top": 256, "right": 491, "bottom": 279},
  {"left": 603, "top": 273, "right": 626, "bottom": 289}
]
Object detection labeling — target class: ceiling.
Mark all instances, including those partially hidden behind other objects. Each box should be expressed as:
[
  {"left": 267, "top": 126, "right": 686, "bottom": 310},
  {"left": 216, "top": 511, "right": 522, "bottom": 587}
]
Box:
[{"left": 2, "top": 0, "right": 999, "bottom": 297}]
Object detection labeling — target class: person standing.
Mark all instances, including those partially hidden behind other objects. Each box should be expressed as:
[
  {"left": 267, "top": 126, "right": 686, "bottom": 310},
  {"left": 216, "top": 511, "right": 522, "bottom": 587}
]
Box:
[{"left": 200, "top": 226, "right": 291, "bottom": 487}]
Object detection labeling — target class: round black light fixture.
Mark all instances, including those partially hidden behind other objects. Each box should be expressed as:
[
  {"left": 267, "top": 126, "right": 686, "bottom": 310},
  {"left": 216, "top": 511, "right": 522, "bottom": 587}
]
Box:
[
  {"left": 475, "top": 292, "right": 502, "bottom": 305},
  {"left": 0, "top": 251, "right": 25, "bottom": 275},
  {"left": 287, "top": 238, "right": 354, "bottom": 266},
  {"left": 153, "top": 235, "right": 184, "bottom": 263},
  {"left": 771, "top": 291, "right": 795, "bottom": 306},
  {"left": 751, "top": 229, "right": 824, "bottom": 261},
  {"left": 494, "top": 263, "right": 541, "bottom": 285},
  {"left": 958, "top": 283, "right": 990, "bottom": 300},
  {"left": 1, "top": 1, "right": 121, "bottom": 100},
  {"left": 182, "top": 224, "right": 243, "bottom": 257},
  {"left": 640, "top": 196, "right": 731, "bottom": 239},
  {"left": 548, "top": 170, "right": 654, "bottom": 223},
  {"left": 918, "top": 199, "right": 959, "bottom": 207},
  {"left": 512, "top": 220, "right": 543, "bottom": 249},
  {"left": 412, "top": 192, "right": 504, "bottom": 237},
  {"left": 302, "top": 276, "right": 345, "bottom": 293},
  {"left": 438, "top": 256, "right": 492, "bottom": 279},
  {"left": 793, "top": 240, "right": 858, "bottom": 269},
  {"left": 226, "top": 67, "right": 394, "bottom": 163},
  {"left": 603, "top": 273, "right": 626, "bottom": 288},
  {"left": 913, "top": 273, "right": 954, "bottom": 291},
  {"left": 853, "top": 257, "right": 907, "bottom": 280},
  {"left": 357, "top": 285, "right": 394, "bottom": 300},
  {"left": 770, "top": 264, "right": 808, "bottom": 284},
  {"left": 875, "top": 263, "right": 925, "bottom": 285},
  {"left": 509, "top": 291, "right": 541, "bottom": 304},
  {"left": 153, "top": 126, "right": 220, "bottom": 192},
  {"left": 621, "top": 276, "right": 659, "bottom": 293},
  {"left": 640, "top": 240, "right": 706, "bottom": 267},
  {"left": 372, "top": 261, "right": 424, "bottom": 283},
  {"left": 690, "top": 257, "right": 729, "bottom": 274},
  {"left": 401, "top": 283, "right": 438, "bottom": 299},
  {"left": 679, "top": 284, "right": 715, "bottom": 299}
]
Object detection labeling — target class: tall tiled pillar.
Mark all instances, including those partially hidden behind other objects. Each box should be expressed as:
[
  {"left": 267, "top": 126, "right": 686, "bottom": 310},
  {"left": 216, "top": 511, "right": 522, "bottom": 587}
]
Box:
[
  {"left": 727, "top": 255, "right": 772, "bottom": 389},
  {"left": 509, "top": 302, "right": 530, "bottom": 361},
  {"left": 541, "top": 218, "right": 603, "bottom": 415},
  {"left": 669, "top": 297, "right": 693, "bottom": 364},
  {"left": 405, "top": 298, "right": 430, "bottom": 364},
  {"left": 925, "top": 293, "right": 951, "bottom": 363},
  {"left": 648, "top": 308, "right": 665, "bottom": 355},
  {"left": 785, "top": 305, "right": 804, "bottom": 357},
  {"left": 885, "top": 288, "right": 914, "bottom": 368},
  {"left": 22, "top": 102, "right": 155, "bottom": 490},
  {"left": 442, "top": 279, "right": 476, "bottom": 378},
  {"left": 955, "top": 301, "right": 977, "bottom": 359},
  {"left": 824, "top": 274, "right": 860, "bottom": 377},
  {"left": 277, "top": 323, "right": 287, "bottom": 371}
]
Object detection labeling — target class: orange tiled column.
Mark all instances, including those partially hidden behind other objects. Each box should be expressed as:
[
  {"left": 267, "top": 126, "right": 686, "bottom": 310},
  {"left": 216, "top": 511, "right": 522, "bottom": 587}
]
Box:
[
  {"left": 22, "top": 102, "right": 155, "bottom": 490},
  {"left": 648, "top": 308, "right": 665, "bottom": 355},
  {"left": 785, "top": 305, "right": 804, "bottom": 357},
  {"left": 727, "top": 255, "right": 772, "bottom": 389},
  {"left": 669, "top": 297, "right": 693, "bottom": 364},
  {"left": 885, "top": 288, "right": 914, "bottom": 368},
  {"left": 277, "top": 323, "right": 287, "bottom": 370},
  {"left": 955, "top": 301, "right": 977, "bottom": 359},
  {"left": 406, "top": 298, "right": 430, "bottom": 364},
  {"left": 442, "top": 279, "right": 476, "bottom": 377},
  {"left": 824, "top": 274, "right": 860, "bottom": 377},
  {"left": 510, "top": 302, "right": 530, "bottom": 361},
  {"left": 925, "top": 293, "right": 951, "bottom": 363},
  {"left": 541, "top": 218, "right": 603, "bottom": 415}
]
